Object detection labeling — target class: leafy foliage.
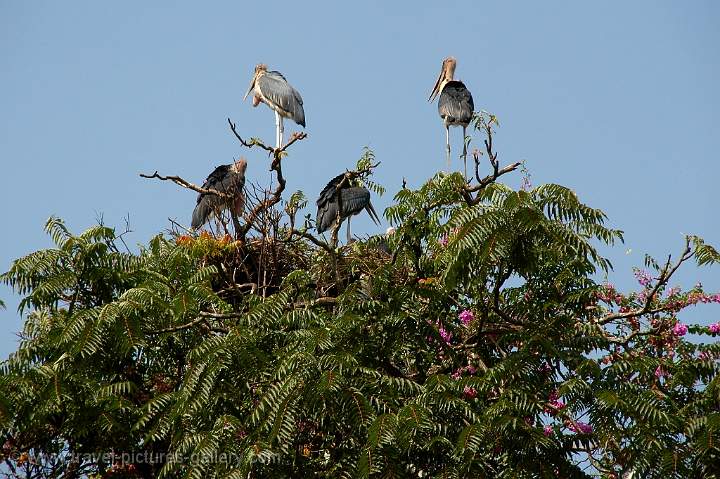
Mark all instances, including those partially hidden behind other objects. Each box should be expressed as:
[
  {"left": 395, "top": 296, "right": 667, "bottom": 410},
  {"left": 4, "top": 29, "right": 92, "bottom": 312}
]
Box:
[{"left": 1, "top": 116, "right": 719, "bottom": 478}]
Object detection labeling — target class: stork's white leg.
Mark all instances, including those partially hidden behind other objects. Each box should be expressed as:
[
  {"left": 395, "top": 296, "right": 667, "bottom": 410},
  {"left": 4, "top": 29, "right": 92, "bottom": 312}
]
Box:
[
  {"left": 462, "top": 125, "right": 468, "bottom": 180},
  {"left": 446, "top": 125, "right": 451, "bottom": 172},
  {"left": 279, "top": 115, "right": 284, "bottom": 149},
  {"left": 346, "top": 217, "right": 352, "bottom": 243},
  {"left": 274, "top": 110, "right": 281, "bottom": 149}
]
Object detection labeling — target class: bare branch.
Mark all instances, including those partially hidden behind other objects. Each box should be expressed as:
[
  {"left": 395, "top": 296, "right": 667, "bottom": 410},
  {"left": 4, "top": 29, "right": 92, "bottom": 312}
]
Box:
[
  {"left": 139, "top": 171, "right": 235, "bottom": 200},
  {"left": 467, "top": 161, "right": 522, "bottom": 195},
  {"left": 228, "top": 121, "right": 307, "bottom": 239},
  {"left": 287, "top": 228, "right": 335, "bottom": 255},
  {"left": 227, "top": 118, "right": 275, "bottom": 153},
  {"left": 199, "top": 311, "right": 243, "bottom": 319},
  {"left": 150, "top": 317, "right": 207, "bottom": 334},
  {"left": 293, "top": 296, "right": 337, "bottom": 308}
]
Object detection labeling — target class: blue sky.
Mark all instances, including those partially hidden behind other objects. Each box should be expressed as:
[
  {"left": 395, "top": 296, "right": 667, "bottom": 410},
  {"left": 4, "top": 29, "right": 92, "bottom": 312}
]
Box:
[{"left": 1, "top": 1, "right": 719, "bottom": 358}]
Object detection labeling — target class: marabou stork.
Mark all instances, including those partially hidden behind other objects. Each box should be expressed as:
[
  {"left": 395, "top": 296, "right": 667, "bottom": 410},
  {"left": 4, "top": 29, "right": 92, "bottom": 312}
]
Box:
[
  {"left": 316, "top": 173, "right": 381, "bottom": 242},
  {"left": 191, "top": 158, "right": 247, "bottom": 230},
  {"left": 428, "top": 57, "right": 475, "bottom": 177},
  {"left": 243, "top": 64, "right": 305, "bottom": 149}
]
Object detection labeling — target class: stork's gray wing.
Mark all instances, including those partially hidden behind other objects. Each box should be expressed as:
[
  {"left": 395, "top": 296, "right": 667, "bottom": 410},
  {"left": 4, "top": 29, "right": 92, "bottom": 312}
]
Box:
[
  {"left": 191, "top": 165, "right": 245, "bottom": 229},
  {"left": 258, "top": 71, "right": 306, "bottom": 127},
  {"left": 316, "top": 173, "right": 346, "bottom": 208},
  {"left": 339, "top": 187, "right": 371, "bottom": 217},
  {"left": 196, "top": 165, "right": 232, "bottom": 205},
  {"left": 438, "top": 80, "right": 474, "bottom": 125},
  {"left": 317, "top": 188, "right": 379, "bottom": 233},
  {"left": 316, "top": 200, "right": 338, "bottom": 233}
]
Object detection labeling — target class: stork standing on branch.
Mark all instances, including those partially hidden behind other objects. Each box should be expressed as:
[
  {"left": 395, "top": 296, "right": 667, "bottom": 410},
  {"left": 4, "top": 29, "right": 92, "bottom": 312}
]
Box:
[
  {"left": 243, "top": 64, "right": 306, "bottom": 149},
  {"left": 429, "top": 57, "right": 474, "bottom": 177},
  {"left": 316, "top": 173, "right": 381, "bottom": 242},
  {"left": 191, "top": 158, "right": 247, "bottom": 230}
]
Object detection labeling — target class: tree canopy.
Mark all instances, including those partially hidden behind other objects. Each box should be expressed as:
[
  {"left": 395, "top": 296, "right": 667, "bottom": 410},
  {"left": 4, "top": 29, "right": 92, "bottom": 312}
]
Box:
[{"left": 1, "top": 113, "right": 719, "bottom": 478}]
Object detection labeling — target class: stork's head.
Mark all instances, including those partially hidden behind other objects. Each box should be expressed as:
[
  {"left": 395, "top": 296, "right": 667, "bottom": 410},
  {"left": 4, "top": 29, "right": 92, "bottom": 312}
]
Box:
[
  {"left": 232, "top": 158, "right": 248, "bottom": 176},
  {"left": 428, "top": 57, "right": 457, "bottom": 102},
  {"left": 243, "top": 64, "right": 268, "bottom": 101}
]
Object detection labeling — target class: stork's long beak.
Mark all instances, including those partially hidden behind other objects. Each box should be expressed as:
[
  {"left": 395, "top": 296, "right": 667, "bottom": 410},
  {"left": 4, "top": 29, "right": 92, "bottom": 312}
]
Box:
[
  {"left": 242, "top": 74, "right": 257, "bottom": 101},
  {"left": 429, "top": 66, "right": 446, "bottom": 102}
]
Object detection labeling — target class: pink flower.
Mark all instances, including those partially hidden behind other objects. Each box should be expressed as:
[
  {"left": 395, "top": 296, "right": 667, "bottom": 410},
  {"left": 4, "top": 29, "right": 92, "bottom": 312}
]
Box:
[
  {"left": 452, "top": 365, "right": 477, "bottom": 380},
  {"left": 548, "top": 390, "right": 560, "bottom": 402},
  {"left": 673, "top": 323, "right": 688, "bottom": 336},
  {"left": 655, "top": 366, "right": 668, "bottom": 378},
  {"left": 709, "top": 323, "right": 720, "bottom": 334},
  {"left": 634, "top": 269, "right": 653, "bottom": 288},
  {"left": 458, "top": 309, "right": 475, "bottom": 326},
  {"left": 439, "top": 327, "right": 453, "bottom": 344},
  {"left": 439, "top": 235, "right": 449, "bottom": 247},
  {"left": 569, "top": 421, "right": 593, "bottom": 434},
  {"left": 543, "top": 425, "right": 553, "bottom": 436},
  {"left": 463, "top": 386, "right": 477, "bottom": 399},
  {"left": 545, "top": 398, "right": 565, "bottom": 415},
  {"left": 698, "top": 351, "right": 711, "bottom": 361}
]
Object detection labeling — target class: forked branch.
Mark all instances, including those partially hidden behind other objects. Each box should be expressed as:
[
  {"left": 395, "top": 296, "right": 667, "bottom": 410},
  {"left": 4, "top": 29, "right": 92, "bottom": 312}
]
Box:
[{"left": 597, "top": 237, "right": 694, "bottom": 325}]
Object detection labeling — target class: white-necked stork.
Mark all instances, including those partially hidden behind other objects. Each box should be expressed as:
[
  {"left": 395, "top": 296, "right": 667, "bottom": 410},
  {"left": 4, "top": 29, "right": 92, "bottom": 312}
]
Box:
[{"left": 428, "top": 57, "right": 474, "bottom": 177}]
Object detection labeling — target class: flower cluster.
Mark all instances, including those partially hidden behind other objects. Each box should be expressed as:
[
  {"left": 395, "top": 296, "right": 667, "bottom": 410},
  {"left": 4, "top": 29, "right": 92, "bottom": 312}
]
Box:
[
  {"left": 596, "top": 283, "right": 624, "bottom": 304},
  {"left": 439, "top": 327, "right": 453, "bottom": 344},
  {"left": 463, "top": 386, "right": 477, "bottom": 399},
  {"left": 458, "top": 309, "right": 475, "bottom": 326},
  {"left": 673, "top": 322, "right": 688, "bottom": 336},
  {"left": 666, "top": 286, "right": 681, "bottom": 298},
  {"left": 634, "top": 269, "right": 653, "bottom": 288},
  {"left": 568, "top": 421, "right": 593, "bottom": 434},
  {"left": 664, "top": 291, "right": 720, "bottom": 312},
  {"left": 451, "top": 364, "right": 477, "bottom": 380},
  {"left": 544, "top": 390, "right": 565, "bottom": 415},
  {"left": 708, "top": 322, "right": 720, "bottom": 334}
]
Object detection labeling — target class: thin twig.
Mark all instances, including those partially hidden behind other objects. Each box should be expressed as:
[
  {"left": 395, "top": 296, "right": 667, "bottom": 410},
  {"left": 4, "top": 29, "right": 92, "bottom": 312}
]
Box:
[{"left": 227, "top": 118, "right": 275, "bottom": 153}]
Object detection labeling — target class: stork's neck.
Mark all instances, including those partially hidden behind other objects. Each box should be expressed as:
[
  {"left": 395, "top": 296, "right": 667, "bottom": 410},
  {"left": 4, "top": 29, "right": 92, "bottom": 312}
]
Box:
[{"left": 445, "top": 64, "right": 456, "bottom": 82}]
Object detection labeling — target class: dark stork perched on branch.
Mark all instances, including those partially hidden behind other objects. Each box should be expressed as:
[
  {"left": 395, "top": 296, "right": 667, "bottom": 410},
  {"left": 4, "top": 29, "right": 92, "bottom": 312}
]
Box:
[
  {"left": 243, "top": 64, "right": 305, "bottom": 149},
  {"left": 191, "top": 159, "right": 247, "bottom": 230},
  {"left": 428, "top": 57, "right": 474, "bottom": 177},
  {"left": 316, "top": 173, "right": 381, "bottom": 241}
]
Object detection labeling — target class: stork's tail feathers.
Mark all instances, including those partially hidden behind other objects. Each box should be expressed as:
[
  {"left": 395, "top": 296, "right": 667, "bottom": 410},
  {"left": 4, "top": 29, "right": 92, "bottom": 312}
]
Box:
[
  {"left": 365, "top": 201, "right": 381, "bottom": 226},
  {"left": 191, "top": 203, "right": 212, "bottom": 230},
  {"left": 295, "top": 110, "right": 306, "bottom": 128}
]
